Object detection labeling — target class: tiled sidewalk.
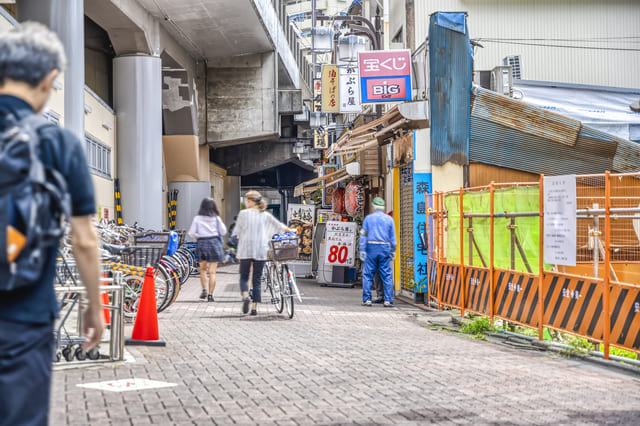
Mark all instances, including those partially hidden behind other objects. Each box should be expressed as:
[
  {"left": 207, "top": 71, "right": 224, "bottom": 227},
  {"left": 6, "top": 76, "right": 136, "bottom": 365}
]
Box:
[{"left": 51, "top": 265, "right": 640, "bottom": 425}]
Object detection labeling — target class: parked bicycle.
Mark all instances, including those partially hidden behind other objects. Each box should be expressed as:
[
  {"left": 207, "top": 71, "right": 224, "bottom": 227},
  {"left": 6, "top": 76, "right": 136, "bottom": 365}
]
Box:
[{"left": 262, "top": 234, "right": 302, "bottom": 319}]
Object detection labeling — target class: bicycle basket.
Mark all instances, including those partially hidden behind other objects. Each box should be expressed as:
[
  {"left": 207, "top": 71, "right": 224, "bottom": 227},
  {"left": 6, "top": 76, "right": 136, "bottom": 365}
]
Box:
[
  {"left": 269, "top": 236, "right": 299, "bottom": 261},
  {"left": 120, "top": 245, "right": 165, "bottom": 268}
]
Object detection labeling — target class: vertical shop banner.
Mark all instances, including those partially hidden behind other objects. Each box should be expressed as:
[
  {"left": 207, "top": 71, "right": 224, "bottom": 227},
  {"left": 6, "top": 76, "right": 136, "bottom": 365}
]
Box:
[
  {"left": 413, "top": 173, "right": 432, "bottom": 292},
  {"left": 543, "top": 175, "right": 577, "bottom": 266},
  {"left": 313, "top": 78, "right": 322, "bottom": 113},
  {"left": 339, "top": 65, "right": 362, "bottom": 113},
  {"left": 324, "top": 221, "right": 357, "bottom": 267},
  {"left": 321, "top": 165, "right": 338, "bottom": 208},
  {"left": 287, "top": 204, "right": 315, "bottom": 262},
  {"left": 358, "top": 50, "right": 412, "bottom": 103},
  {"left": 314, "top": 130, "right": 328, "bottom": 149},
  {"left": 321, "top": 65, "right": 340, "bottom": 112}
]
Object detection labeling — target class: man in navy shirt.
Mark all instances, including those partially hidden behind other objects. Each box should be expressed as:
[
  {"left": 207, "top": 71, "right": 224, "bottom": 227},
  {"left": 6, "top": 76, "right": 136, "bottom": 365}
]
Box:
[
  {"left": 0, "top": 22, "right": 103, "bottom": 425},
  {"left": 359, "top": 197, "right": 397, "bottom": 307}
]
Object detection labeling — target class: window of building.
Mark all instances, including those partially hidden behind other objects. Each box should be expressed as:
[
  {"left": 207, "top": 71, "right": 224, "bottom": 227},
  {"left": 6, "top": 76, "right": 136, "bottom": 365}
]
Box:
[{"left": 85, "top": 133, "right": 112, "bottom": 179}]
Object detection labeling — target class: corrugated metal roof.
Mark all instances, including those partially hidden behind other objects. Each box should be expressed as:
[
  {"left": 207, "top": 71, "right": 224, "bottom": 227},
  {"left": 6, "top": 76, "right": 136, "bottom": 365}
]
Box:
[
  {"left": 470, "top": 87, "right": 640, "bottom": 175},
  {"left": 471, "top": 86, "right": 582, "bottom": 146},
  {"left": 469, "top": 117, "right": 616, "bottom": 175},
  {"left": 428, "top": 12, "right": 471, "bottom": 166}
]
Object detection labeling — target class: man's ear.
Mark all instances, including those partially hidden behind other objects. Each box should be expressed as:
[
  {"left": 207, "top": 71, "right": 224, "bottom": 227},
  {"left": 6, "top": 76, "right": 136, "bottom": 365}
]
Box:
[{"left": 40, "top": 69, "right": 59, "bottom": 93}]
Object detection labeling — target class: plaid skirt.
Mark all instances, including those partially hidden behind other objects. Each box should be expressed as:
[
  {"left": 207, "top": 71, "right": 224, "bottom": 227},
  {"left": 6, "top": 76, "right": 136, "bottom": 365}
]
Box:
[{"left": 196, "top": 237, "right": 225, "bottom": 262}]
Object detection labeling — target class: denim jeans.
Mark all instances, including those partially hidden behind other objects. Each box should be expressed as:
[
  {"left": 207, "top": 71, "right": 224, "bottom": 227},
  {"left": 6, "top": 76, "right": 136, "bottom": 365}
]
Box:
[
  {"left": 239, "top": 259, "right": 265, "bottom": 303},
  {"left": 362, "top": 243, "right": 393, "bottom": 303},
  {"left": 0, "top": 318, "right": 54, "bottom": 426}
]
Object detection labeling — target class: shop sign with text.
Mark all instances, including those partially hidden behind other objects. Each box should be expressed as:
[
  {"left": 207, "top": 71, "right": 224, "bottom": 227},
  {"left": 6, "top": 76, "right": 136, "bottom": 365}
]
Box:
[
  {"left": 321, "top": 65, "right": 340, "bottom": 112},
  {"left": 358, "top": 50, "right": 412, "bottom": 103}
]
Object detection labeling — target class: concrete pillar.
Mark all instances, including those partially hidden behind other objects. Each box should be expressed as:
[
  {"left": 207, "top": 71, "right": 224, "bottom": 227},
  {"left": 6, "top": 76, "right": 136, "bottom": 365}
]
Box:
[
  {"left": 114, "top": 55, "right": 163, "bottom": 229},
  {"left": 169, "top": 182, "right": 210, "bottom": 234},
  {"left": 18, "top": 0, "right": 85, "bottom": 140},
  {"left": 224, "top": 176, "right": 241, "bottom": 230}
]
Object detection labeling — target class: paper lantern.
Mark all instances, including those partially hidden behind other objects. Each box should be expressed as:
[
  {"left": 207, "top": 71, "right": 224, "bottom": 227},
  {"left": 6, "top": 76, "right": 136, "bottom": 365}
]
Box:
[
  {"left": 332, "top": 188, "right": 345, "bottom": 214},
  {"left": 344, "top": 182, "right": 364, "bottom": 217}
]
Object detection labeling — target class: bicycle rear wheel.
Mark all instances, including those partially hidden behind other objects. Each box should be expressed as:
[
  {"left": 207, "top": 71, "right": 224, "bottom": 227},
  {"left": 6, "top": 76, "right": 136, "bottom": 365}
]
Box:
[
  {"left": 281, "top": 264, "right": 294, "bottom": 319},
  {"left": 268, "top": 263, "right": 284, "bottom": 313}
]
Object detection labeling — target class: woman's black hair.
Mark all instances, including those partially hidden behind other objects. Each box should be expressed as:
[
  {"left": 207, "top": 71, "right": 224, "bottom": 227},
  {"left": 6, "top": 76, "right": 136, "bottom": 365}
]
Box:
[{"left": 198, "top": 197, "right": 219, "bottom": 217}]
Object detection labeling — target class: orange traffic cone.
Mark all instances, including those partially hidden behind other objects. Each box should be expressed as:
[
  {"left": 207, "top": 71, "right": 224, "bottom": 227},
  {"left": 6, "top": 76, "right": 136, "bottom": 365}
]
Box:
[
  {"left": 125, "top": 266, "right": 166, "bottom": 346},
  {"left": 101, "top": 274, "right": 111, "bottom": 326}
]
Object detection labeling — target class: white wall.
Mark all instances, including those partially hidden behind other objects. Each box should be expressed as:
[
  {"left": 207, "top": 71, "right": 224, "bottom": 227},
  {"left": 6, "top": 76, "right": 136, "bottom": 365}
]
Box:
[{"left": 413, "top": 0, "right": 640, "bottom": 88}]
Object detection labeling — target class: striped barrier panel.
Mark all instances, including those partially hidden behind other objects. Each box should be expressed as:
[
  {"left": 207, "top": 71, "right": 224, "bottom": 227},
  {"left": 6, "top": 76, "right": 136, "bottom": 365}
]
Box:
[
  {"left": 494, "top": 269, "right": 539, "bottom": 328},
  {"left": 542, "top": 272, "right": 603, "bottom": 341},
  {"left": 438, "top": 263, "right": 462, "bottom": 308},
  {"left": 465, "top": 267, "right": 491, "bottom": 316},
  {"left": 609, "top": 282, "right": 640, "bottom": 350},
  {"left": 428, "top": 259, "right": 438, "bottom": 301}
]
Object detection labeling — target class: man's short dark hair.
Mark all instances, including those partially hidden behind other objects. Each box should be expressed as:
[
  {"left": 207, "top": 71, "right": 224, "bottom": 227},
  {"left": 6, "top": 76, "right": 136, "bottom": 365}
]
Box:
[{"left": 0, "top": 21, "right": 66, "bottom": 87}]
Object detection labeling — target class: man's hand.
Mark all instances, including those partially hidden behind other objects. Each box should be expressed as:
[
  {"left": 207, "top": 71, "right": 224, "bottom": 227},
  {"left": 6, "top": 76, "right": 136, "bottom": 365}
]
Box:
[
  {"left": 70, "top": 215, "right": 104, "bottom": 351},
  {"left": 359, "top": 252, "right": 366, "bottom": 262},
  {"left": 81, "top": 306, "right": 104, "bottom": 350}
]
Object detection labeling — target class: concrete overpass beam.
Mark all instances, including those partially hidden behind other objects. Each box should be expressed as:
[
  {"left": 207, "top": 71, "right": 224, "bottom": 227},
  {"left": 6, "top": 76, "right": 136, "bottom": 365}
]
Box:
[{"left": 206, "top": 52, "right": 279, "bottom": 147}]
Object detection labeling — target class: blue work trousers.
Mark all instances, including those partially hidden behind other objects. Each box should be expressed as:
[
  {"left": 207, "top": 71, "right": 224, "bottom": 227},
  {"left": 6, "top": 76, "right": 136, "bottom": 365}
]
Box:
[
  {"left": 0, "top": 318, "right": 54, "bottom": 426},
  {"left": 362, "top": 243, "right": 393, "bottom": 303}
]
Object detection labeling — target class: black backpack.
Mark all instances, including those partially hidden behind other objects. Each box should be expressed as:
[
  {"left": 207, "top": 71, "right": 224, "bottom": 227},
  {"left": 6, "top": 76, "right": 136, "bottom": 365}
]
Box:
[{"left": 0, "top": 113, "right": 70, "bottom": 292}]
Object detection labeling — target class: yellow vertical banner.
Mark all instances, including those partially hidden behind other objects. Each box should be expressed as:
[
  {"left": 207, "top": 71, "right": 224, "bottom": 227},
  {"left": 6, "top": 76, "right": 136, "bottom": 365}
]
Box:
[{"left": 321, "top": 64, "right": 340, "bottom": 113}]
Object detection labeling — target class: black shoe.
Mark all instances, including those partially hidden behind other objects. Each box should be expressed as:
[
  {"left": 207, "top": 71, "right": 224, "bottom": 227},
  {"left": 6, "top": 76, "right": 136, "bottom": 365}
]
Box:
[
  {"left": 207, "top": 295, "right": 214, "bottom": 302},
  {"left": 373, "top": 298, "right": 384, "bottom": 304},
  {"left": 199, "top": 290, "right": 207, "bottom": 300},
  {"left": 242, "top": 297, "right": 251, "bottom": 314},
  {"left": 250, "top": 309, "right": 257, "bottom": 316}
]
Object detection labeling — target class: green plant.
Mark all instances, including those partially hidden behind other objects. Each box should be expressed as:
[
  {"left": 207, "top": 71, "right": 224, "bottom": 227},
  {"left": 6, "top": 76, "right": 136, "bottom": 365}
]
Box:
[
  {"left": 461, "top": 317, "right": 494, "bottom": 339},
  {"left": 559, "top": 333, "right": 594, "bottom": 356},
  {"left": 610, "top": 346, "right": 638, "bottom": 360},
  {"left": 408, "top": 276, "right": 428, "bottom": 293}
]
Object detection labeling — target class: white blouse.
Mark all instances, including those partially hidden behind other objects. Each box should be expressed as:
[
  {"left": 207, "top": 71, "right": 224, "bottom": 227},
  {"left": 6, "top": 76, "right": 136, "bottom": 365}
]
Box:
[
  {"left": 235, "top": 208, "right": 287, "bottom": 260},
  {"left": 188, "top": 215, "right": 227, "bottom": 240}
]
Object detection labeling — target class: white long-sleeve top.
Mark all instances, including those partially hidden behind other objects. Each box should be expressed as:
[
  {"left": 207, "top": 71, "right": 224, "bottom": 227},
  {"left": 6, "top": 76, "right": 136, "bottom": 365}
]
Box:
[
  {"left": 235, "top": 208, "right": 287, "bottom": 260},
  {"left": 187, "top": 215, "right": 227, "bottom": 240}
]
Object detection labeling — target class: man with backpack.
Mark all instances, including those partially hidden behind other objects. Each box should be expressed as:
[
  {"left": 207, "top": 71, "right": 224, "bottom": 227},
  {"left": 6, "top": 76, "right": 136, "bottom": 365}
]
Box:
[{"left": 0, "top": 22, "right": 103, "bottom": 425}]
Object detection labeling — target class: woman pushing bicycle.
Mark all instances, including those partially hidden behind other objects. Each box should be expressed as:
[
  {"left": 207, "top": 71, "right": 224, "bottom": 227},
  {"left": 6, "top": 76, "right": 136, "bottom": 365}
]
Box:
[{"left": 233, "top": 190, "right": 296, "bottom": 315}]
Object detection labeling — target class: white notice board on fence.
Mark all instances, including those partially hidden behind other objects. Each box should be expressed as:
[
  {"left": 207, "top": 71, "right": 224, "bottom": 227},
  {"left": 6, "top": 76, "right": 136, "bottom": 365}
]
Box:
[
  {"left": 543, "top": 175, "right": 577, "bottom": 266},
  {"left": 323, "top": 221, "right": 357, "bottom": 267}
]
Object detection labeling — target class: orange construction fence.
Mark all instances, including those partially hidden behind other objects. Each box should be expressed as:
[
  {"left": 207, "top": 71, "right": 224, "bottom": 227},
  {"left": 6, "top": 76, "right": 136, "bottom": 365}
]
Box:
[{"left": 426, "top": 172, "right": 640, "bottom": 359}]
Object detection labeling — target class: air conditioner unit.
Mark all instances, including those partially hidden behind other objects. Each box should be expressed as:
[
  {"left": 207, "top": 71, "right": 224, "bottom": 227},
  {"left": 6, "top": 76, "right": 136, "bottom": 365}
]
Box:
[{"left": 490, "top": 66, "right": 512, "bottom": 97}]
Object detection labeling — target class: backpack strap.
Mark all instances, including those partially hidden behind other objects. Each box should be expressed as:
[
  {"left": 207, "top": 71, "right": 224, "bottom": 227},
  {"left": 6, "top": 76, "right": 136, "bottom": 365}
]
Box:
[{"left": 19, "top": 114, "right": 71, "bottom": 223}]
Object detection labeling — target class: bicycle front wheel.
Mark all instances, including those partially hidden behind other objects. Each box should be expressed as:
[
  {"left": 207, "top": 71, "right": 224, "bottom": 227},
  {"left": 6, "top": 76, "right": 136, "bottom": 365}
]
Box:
[{"left": 281, "top": 264, "right": 294, "bottom": 319}]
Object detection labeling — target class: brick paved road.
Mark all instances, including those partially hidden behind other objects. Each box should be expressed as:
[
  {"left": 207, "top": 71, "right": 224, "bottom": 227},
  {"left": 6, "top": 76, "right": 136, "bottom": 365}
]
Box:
[{"left": 51, "top": 265, "right": 640, "bottom": 425}]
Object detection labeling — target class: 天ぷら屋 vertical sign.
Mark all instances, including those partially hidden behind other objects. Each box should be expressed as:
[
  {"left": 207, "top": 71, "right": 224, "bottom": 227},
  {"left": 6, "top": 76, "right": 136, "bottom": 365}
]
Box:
[
  {"left": 358, "top": 50, "right": 412, "bottom": 103},
  {"left": 543, "top": 175, "right": 577, "bottom": 266}
]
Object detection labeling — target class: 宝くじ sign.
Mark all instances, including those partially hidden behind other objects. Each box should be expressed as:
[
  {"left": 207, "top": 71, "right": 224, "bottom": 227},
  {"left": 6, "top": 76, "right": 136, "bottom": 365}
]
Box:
[{"left": 358, "top": 50, "right": 412, "bottom": 103}]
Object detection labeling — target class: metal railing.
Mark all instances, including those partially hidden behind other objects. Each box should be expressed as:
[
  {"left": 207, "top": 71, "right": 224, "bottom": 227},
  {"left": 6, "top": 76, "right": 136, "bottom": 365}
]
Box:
[{"left": 425, "top": 172, "right": 640, "bottom": 359}]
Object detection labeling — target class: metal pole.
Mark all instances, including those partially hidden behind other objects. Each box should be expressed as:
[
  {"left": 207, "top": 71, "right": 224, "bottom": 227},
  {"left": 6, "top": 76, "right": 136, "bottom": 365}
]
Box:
[
  {"left": 490, "top": 182, "right": 495, "bottom": 325},
  {"left": 538, "top": 176, "right": 545, "bottom": 341},
  {"left": 604, "top": 171, "right": 611, "bottom": 360},
  {"left": 460, "top": 187, "right": 465, "bottom": 316}
]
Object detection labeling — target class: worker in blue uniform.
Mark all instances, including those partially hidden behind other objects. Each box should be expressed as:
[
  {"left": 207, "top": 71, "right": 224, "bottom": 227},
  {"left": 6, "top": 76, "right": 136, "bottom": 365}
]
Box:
[{"left": 359, "top": 197, "right": 397, "bottom": 307}]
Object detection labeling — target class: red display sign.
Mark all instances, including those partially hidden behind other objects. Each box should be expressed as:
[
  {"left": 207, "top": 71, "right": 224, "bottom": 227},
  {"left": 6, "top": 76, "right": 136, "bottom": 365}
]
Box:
[{"left": 359, "top": 50, "right": 411, "bottom": 78}]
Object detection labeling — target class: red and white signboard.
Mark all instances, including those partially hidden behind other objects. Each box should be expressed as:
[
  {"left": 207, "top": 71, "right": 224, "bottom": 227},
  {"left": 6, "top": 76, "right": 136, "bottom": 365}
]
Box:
[
  {"left": 324, "top": 221, "right": 357, "bottom": 267},
  {"left": 358, "top": 49, "right": 412, "bottom": 103}
]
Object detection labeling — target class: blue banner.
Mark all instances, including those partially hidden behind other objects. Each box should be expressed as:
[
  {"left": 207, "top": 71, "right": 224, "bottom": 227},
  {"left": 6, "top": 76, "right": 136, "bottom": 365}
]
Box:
[{"left": 413, "top": 172, "right": 432, "bottom": 293}]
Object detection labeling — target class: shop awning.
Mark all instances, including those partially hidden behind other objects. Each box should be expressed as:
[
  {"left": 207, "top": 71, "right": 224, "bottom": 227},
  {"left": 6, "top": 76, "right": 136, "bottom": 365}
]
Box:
[{"left": 295, "top": 101, "right": 430, "bottom": 197}]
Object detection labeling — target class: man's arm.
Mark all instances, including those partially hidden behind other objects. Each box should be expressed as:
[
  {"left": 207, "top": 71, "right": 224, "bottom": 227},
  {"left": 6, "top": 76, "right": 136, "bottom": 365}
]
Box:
[{"left": 69, "top": 216, "right": 104, "bottom": 350}]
